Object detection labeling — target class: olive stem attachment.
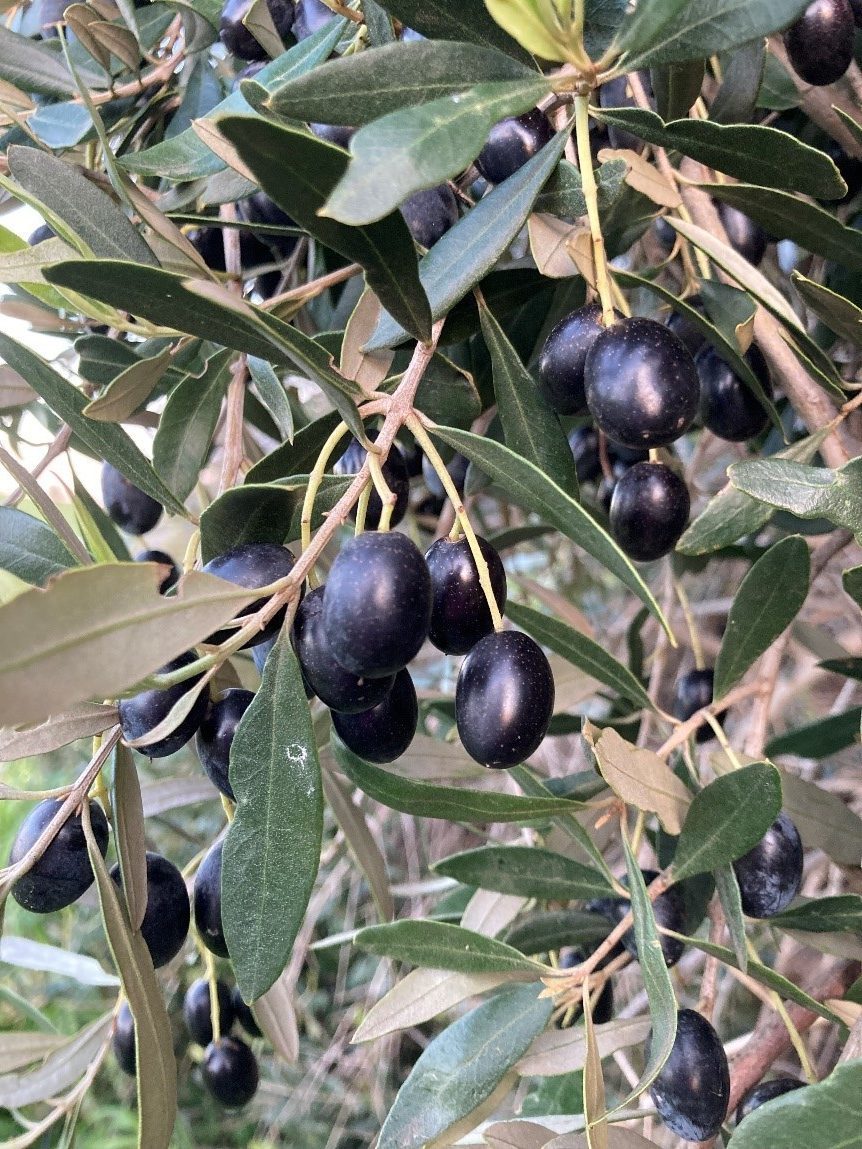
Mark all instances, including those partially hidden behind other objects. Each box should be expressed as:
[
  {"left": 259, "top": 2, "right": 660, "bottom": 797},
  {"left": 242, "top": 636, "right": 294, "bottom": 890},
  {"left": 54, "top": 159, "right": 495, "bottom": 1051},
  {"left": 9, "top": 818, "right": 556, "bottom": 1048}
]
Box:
[
  {"left": 300, "top": 420, "right": 351, "bottom": 555},
  {"left": 367, "top": 450, "right": 396, "bottom": 531},
  {"left": 405, "top": 414, "right": 504, "bottom": 633},
  {"left": 204, "top": 948, "right": 221, "bottom": 1043},
  {"left": 574, "top": 93, "right": 616, "bottom": 327},
  {"left": 354, "top": 482, "right": 372, "bottom": 535},
  {"left": 702, "top": 710, "right": 742, "bottom": 770},
  {"left": 672, "top": 574, "right": 705, "bottom": 671}
]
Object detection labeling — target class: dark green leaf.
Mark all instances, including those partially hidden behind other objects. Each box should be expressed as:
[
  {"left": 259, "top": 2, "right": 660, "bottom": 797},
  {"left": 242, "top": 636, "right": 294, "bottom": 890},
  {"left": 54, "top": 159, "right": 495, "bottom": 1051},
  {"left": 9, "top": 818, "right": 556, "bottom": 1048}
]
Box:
[
  {"left": 506, "top": 601, "right": 652, "bottom": 710},
  {"left": 223, "top": 632, "right": 323, "bottom": 1002},
  {"left": 652, "top": 60, "right": 707, "bottom": 122},
  {"left": 705, "top": 182, "right": 862, "bottom": 270},
  {"left": 727, "top": 1061, "right": 862, "bottom": 1148},
  {"left": 714, "top": 536, "right": 810, "bottom": 699},
  {"left": 711, "top": 41, "right": 765, "bottom": 124},
  {"left": 678, "top": 431, "right": 828, "bottom": 555},
  {"left": 409, "top": 354, "right": 482, "bottom": 427},
  {"left": 0, "top": 331, "right": 186, "bottom": 517},
  {"left": 728, "top": 458, "right": 862, "bottom": 542},
  {"left": 44, "top": 262, "right": 365, "bottom": 437},
  {"left": 71, "top": 474, "right": 130, "bottom": 562},
  {"left": 766, "top": 707, "right": 862, "bottom": 759},
  {"left": 374, "top": 0, "right": 531, "bottom": 62},
  {"left": 0, "top": 24, "right": 105, "bottom": 96},
  {"left": 247, "top": 356, "right": 293, "bottom": 441},
  {"left": 674, "top": 935, "right": 843, "bottom": 1025},
  {"left": 429, "top": 426, "right": 672, "bottom": 637},
  {"left": 592, "top": 109, "right": 844, "bottom": 200},
  {"left": 354, "top": 920, "right": 543, "bottom": 976},
  {"left": 616, "top": 838, "right": 677, "bottom": 1112},
  {"left": 264, "top": 39, "right": 536, "bottom": 123},
  {"left": 8, "top": 146, "right": 157, "bottom": 265},
  {"left": 323, "top": 78, "right": 551, "bottom": 226},
  {"left": 245, "top": 411, "right": 342, "bottom": 484},
  {"left": 199, "top": 484, "right": 297, "bottom": 564},
  {"left": 611, "top": 0, "right": 690, "bottom": 59},
  {"left": 845, "top": 566, "right": 862, "bottom": 610},
  {"left": 478, "top": 300, "right": 577, "bottom": 491},
  {"left": 219, "top": 116, "right": 431, "bottom": 342},
  {"left": 770, "top": 895, "right": 862, "bottom": 934},
  {"left": 432, "top": 846, "right": 614, "bottom": 901},
  {"left": 792, "top": 273, "right": 862, "bottom": 348},
  {"left": 378, "top": 982, "right": 550, "bottom": 1148},
  {"left": 122, "top": 17, "right": 347, "bottom": 180},
  {"left": 331, "top": 734, "right": 590, "bottom": 823},
  {"left": 503, "top": 910, "right": 611, "bottom": 956},
  {"left": 153, "top": 348, "right": 232, "bottom": 503},
  {"left": 621, "top": 0, "right": 815, "bottom": 70},
  {"left": 672, "top": 763, "right": 783, "bottom": 881},
  {"left": 0, "top": 507, "right": 78, "bottom": 586},
  {"left": 714, "top": 865, "right": 748, "bottom": 972},
  {"left": 368, "top": 128, "right": 571, "bottom": 349}
]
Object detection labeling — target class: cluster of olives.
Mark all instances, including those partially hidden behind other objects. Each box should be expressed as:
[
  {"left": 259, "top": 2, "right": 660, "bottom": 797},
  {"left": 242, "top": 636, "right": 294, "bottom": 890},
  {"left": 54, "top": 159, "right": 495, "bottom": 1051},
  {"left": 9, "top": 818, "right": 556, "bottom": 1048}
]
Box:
[
  {"left": 537, "top": 291, "right": 774, "bottom": 565},
  {"left": 784, "top": 0, "right": 861, "bottom": 88}
]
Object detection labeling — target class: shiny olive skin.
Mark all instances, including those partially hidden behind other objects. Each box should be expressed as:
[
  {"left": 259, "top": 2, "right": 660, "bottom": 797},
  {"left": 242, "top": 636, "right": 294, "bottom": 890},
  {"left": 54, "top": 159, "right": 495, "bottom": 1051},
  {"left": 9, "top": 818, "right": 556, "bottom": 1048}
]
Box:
[
  {"left": 220, "top": 0, "right": 294, "bottom": 59},
  {"left": 852, "top": 0, "right": 862, "bottom": 24},
  {"left": 558, "top": 948, "right": 614, "bottom": 1026},
  {"left": 735, "top": 1077, "right": 804, "bottom": 1125},
  {"left": 202, "top": 1036, "right": 259, "bottom": 1107},
  {"left": 717, "top": 202, "right": 768, "bottom": 266},
  {"left": 654, "top": 216, "right": 676, "bottom": 253},
  {"left": 196, "top": 689, "right": 254, "bottom": 800},
  {"left": 232, "top": 987, "right": 262, "bottom": 1038},
  {"left": 598, "top": 71, "right": 654, "bottom": 151},
  {"left": 183, "top": 977, "right": 235, "bottom": 1047},
  {"left": 202, "top": 543, "right": 299, "bottom": 648},
  {"left": 698, "top": 344, "right": 772, "bottom": 442},
  {"left": 425, "top": 536, "right": 507, "bottom": 655},
  {"left": 292, "top": 0, "right": 332, "bottom": 39},
  {"left": 456, "top": 631, "right": 554, "bottom": 768},
  {"left": 568, "top": 427, "right": 602, "bottom": 484},
  {"left": 332, "top": 439, "right": 410, "bottom": 530},
  {"left": 293, "top": 587, "right": 395, "bottom": 713},
  {"left": 332, "top": 668, "right": 418, "bottom": 763},
  {"left": 673, "top": 668, "right": 716, "bottom": 744},
  {"left": 538, "top": 304, "right": 622, "bottom": 416},
  {"left": 474, "top": 110, "right": 554, "bottom": 184},
  {"left": 732, "top": 812, "right": 803, "bottom": 918},
  {"left": 118, "top": 652, "right": 208, "bottom": 758},
  {"left": 112, "top": 1002, "right": 136, "bottom": 1076},
  {"left": 422, "top": 452, "right": 469, "bottom": 500},
  {"left": 111, "top": 853, "right": 190, "bottom": 969},
  {"left": 584, "top": 317, "right": 700, "bottom": 450},
  {"left": 609, "top": 462, "right": 690, "bottom": 563},
  {"left": 135, "top": 549, "right": 179, "bottom": 593},
  {"left": 784, "top": 0, "right": 855, "bottom": 86},
  {"left": 590, "top": 869, "right": 687, "bottom": 968},
  {"left": 194, "top": 840, "right": 228, "bottom": 958},
  {"left": 400, "top": 185, "right": 459, "bottom": 248},
  {"left": 322, "top": 532, "right": 432, "bottom": 679},
  {"left": 10, "top": 799, "right": 109, "bottom": 913},
  {"left": 649, "top": 1009, "right": 730, "bottom": 1142},
  {"left": 101, "top": 463, "right": 162, "bottom": 535}
]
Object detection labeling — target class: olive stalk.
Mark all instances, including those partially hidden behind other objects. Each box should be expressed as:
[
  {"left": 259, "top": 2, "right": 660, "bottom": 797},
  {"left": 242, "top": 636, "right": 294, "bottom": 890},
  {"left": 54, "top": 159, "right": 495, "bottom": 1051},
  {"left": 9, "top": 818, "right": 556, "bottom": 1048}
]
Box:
[{"left": 574, "top": 94, "right": 616, "bottom": 326}]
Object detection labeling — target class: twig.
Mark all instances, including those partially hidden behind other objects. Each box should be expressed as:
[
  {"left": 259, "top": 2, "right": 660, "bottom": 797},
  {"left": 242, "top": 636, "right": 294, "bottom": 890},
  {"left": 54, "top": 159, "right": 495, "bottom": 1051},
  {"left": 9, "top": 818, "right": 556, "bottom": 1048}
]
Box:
[{"left": 3, "top": 425, "right": 72, "bottom": 508}]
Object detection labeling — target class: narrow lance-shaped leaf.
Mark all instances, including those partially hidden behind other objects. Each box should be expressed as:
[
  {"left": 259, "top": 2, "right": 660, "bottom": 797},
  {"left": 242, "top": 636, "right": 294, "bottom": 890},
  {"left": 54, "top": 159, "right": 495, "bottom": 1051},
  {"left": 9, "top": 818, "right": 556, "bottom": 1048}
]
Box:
[
  {"left": 354, "top": 919, "right": 544, "bottom": 977},
  {"left": 727, "top": 1060, "right": 862, "bottom": 1148},
  {"left": 432, "top": 846, "right": 614, "bottom": 901},
  {"left": 671, "top": 763, "right": 783, "bottom": 882},
  {"left": 792, "top": 272, "right": 862, "bottom": 348},
  {"left": 223, "top": 631, "right": 323, "bottom": 1002},
  {"left": 429, "top": 426, "right": 673, "bottom": 638},
  {"left": 112, "top": 743, "right": 149, "bottom": 932},
  {"left": 377, "top": 982, "right": 552, "bottom": 1149},
  {"left": 368, "top": 126, "right": 571, "bottom": 348},
  {"left": 714, "top": 536, "right": 811, "bottom": 699},
  {"left": 323, "top": 77, "right": 552, "bottom": 227},
  {"left": 263, "top": 38, "right": 538, "bottom": 123},
  {"left": 478, "top": 299, "right": 578, "bottom": 491},
  {"left": 0, "top": 330, "right": 186, "bottom": 517},
  {"left": 714, "top": 865, "right": 748, "bottom": 972},
  {"left": 218, "top": 116, "right": 432, "bottom": 342},
  {"left": 371, "top": 0, "right": 531, "bottom": 61},
  {"left": 0, "top": 506, "right": 78, "bottom": 587}
]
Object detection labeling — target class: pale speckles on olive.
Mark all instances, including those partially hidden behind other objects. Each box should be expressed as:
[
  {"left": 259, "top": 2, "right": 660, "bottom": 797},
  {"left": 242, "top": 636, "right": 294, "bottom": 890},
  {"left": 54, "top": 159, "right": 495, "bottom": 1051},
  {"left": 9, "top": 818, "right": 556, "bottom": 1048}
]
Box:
[{"left": 649, "top": 1008, "right": 730, "bottom": 1141}]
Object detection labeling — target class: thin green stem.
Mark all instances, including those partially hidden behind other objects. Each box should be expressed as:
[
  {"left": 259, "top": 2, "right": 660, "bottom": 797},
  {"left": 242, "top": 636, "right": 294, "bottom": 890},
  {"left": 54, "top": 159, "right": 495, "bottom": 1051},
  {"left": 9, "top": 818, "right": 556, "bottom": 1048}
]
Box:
[
  {"left": 574, "top": 93, "right": 615, "bottom": 326},
  {"left": 301, "top": 420, "right": 350, "bottom": 554},
  {"left": 367, "top": 450, "right": 395, "bottom": 532},
  {"left": 673, "top": 574, "right": 704, "bottom": 670},
  {"left": 406, "top": 415, "right": 503, "bottom": 633}
]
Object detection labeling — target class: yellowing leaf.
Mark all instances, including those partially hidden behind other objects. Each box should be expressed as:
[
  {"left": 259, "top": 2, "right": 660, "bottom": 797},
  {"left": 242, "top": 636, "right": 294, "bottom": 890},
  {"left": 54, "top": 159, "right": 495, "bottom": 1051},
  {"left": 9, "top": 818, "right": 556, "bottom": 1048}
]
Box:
[
  {"left": 583, "top": 723, "right": 690, "bottom": 833},
  {"left": 484, "top": 0, "right": 568, "bottom": 60}
]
